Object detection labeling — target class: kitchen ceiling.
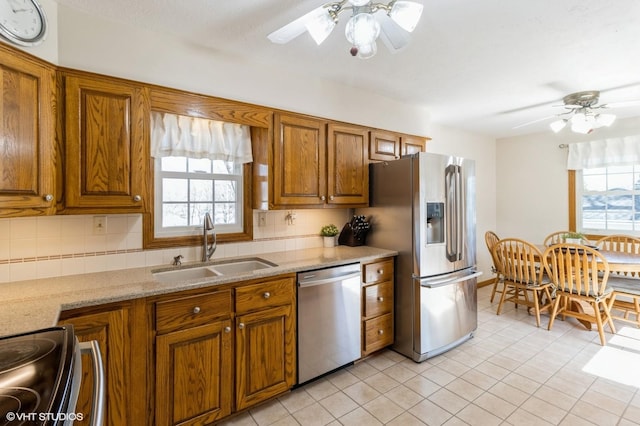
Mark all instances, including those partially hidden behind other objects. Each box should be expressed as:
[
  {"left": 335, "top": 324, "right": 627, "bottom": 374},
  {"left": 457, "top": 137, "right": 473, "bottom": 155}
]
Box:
[{"left": 53, "top": 0, "right": 640, "bottom": 139}]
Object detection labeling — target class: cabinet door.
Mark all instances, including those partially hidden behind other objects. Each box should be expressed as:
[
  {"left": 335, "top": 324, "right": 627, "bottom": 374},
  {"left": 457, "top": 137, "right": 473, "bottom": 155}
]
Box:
[
  {"left": 273, "top": 113, "right": 326, "bottom": 207},
  {"left": 156, "top": 321, "right": 233, "bottom": 426},
  {"left": 58, "top": 308, "right": 129, "bottom": 426},
  {"left": 369, "top": 130, "right": 399, "bottom": 162},
  {"left": 327, "top": 123, "right": 369, "bottom": 206},
  {"left": 400, "top": 136, "right": 427, "bottom": 156},
  {"left": 64, "top": 74, "right": 149, "bottom": 212},
  {"left": 0, "top": 46, "right": 55, "bottom": 216},
  {"left": 235, "top": 304, "right": 295, "bottom": 410}
]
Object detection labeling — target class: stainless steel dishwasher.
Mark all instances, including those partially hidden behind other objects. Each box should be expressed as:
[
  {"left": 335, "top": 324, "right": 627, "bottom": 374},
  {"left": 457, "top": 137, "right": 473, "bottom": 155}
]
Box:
[{"left": 297, "top": 262, "right": 362, "bottom": 384}]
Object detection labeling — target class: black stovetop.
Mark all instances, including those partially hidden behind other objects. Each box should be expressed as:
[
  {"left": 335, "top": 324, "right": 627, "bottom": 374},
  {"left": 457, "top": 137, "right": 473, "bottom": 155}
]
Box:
[{"left": 0, "top": 326, "right": 76, "bottom": 425}]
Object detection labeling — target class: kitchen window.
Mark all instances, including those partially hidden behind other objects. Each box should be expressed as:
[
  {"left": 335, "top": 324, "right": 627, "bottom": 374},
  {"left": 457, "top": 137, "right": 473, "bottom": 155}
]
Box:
[
  {"left": 144, "top": 112, "right": 254, "bottom": 248},
  {"left": 575, "top": 165, "right": 640, "bottom": 234},
  {"left": 154, "top": 157, "right": 243, "bottom": 237},
  {"left": 568, "top": 136, "right": 640, "bottom": 236}
]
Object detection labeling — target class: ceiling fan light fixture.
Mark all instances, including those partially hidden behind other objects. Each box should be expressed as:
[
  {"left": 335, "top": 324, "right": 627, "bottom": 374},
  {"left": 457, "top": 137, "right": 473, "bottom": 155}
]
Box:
[
  {"left": 345, "top": 13, "right": 381, "bottom": 47},
  {"left": 356, "top": 41, "right": 378, "bottom": 59},
  {"left": 550, "top": 119, "right": 567, "bottom": 133},
  {"left": 388, "top": 1, "right": 424, "bottom": 32},
  {"left": 306, "top": 11, "right": 336, "bottom": 45},
  {"left": 596, "top": 113, "right": 616, "bottom": 127},
  {"left": 570, "top": 113, "right": 595, "bottom": 134},
  {"left": 348, "top": 0, "right": 372, "bottom": 6}
]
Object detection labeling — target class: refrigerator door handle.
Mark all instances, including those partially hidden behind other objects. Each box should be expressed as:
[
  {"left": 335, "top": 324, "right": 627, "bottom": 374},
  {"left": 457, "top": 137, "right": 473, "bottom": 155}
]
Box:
[
  {"left": 420, "top": 271, "right": 483, "bottom": 288},
  {"left": 445, "top": 164, "right": 464, "bottom": 262}
]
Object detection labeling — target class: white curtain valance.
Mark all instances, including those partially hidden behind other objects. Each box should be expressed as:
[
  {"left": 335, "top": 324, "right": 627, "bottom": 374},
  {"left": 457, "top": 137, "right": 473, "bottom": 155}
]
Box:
[
  {"left": 151, "top": 112, "right": 253, "bottom": 163},
  {"left": 567, "top": 136, "right": 640, "bottom": 170}
]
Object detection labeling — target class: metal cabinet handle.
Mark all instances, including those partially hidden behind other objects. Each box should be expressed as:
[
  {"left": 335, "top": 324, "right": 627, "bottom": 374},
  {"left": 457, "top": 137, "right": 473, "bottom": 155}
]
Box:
[
  {"left": 377, "top": 269, "right": 384, "bottom": 274},
  {"left": 377, "top": 296, "right": 384, "bottom": 302},
  {"left": 378, "top": 330, "right": 384, "bottom": 335},
  {"left": 224, "top": 326, "right": 231, "bottom": 333},
  {"left": 192, "top": 306, "right": 201, "bottom": 314},
  {"left": 263, "top": 292, "right": 271, "bottom": 299},
  {"left": 238, "top": 323, "right": 245, "bottom": 329},
  {"left": 320, "top": 196, "right": 326, "bottom": 201},
  {"left": 44, "top": 194, "right": 53, "bottom": 202},
  {"left": 329, "top": 195, "right": 334, "bottom": 201},
  {"left": 133, "top": 195, "right": 142, "bottom": 202}
]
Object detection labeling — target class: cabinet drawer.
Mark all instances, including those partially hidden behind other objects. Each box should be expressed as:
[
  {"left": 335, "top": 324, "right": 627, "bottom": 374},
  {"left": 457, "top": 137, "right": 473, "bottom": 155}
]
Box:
[
  {"left": 363, "top": 259, "right": 394, "bottom": 284},
  {"left": 363, "top": 313, "right": 393, "bottom": 355},
  {"left": 235, "top": 277, "right": 294, "bottom": 314},
  {"left": 156, "top": 290, "right": 232, "bottom": 334},
  {"left": 363, "top": 281, "right": 393, "bottom": 318}
]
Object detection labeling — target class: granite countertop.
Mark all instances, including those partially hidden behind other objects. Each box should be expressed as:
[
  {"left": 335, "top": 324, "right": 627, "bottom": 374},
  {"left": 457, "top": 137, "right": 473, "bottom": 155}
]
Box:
[{"left": 0, "top": 246, "right": 396, "bottom": 337}]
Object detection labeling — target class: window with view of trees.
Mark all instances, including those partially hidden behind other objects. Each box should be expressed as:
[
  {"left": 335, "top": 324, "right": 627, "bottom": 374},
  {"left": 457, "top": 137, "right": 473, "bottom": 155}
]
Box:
[
  {"left": 154, "top": 156, "right": 243, "bottom": 237},
  {"left": 577, "top": 165, "right": 640, "bottom": 233}
]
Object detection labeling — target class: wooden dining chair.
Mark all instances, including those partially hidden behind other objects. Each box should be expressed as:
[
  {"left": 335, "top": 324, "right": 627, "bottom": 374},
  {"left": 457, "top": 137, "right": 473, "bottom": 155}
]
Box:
[
  {"left": 543, "top": 231, "right": 590, "bottom": 246},
  {"left": 542, "top": 244, "right": 616, "bottom": 345},
  {"left": 493, "top": 238, "right": 554, "bottom": 327},
  {"left": 485, "top": 231, "right": 504, "bottom": 303},
  {"left": 596, "top": 234, "right": 640, "bottom": 326}
]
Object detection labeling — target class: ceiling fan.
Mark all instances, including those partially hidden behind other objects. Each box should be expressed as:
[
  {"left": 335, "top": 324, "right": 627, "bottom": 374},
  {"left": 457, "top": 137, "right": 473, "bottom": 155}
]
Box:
[
  {"left": 267, "top": 0, "right": 424, "bottom": 59},
  {"left": 513, "top": 90, "right": 640, "bottom": 134}
]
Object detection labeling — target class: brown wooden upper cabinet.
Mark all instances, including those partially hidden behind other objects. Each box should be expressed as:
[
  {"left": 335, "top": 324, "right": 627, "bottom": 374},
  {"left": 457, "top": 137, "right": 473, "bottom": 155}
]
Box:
[
  {"left": 0, "top": 44, "right": 56, "bottom": 217},
  {"left": 265, "top": 112, "right": 368, "bottom": 209},
  {"left": 62, "top": 72, "right": 150, "bottom": 213},
  {"left": 369, "top": 130, "right": 427, "bottom": 162}
]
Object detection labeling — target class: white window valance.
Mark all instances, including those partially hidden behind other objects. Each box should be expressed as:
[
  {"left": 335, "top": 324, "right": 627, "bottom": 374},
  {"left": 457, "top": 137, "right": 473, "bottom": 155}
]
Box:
[
  {"left": 151, "top": 112, "right": 253, "bottom": 163},
  {"left": 567, "top": 136, "right": 640, "bottom": 170}
]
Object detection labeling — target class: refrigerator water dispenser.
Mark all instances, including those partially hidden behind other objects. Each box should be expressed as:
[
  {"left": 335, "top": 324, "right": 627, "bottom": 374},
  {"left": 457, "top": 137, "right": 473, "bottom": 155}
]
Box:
[{"left": 426, "top": 202, "right": 444, "bottom": 244}]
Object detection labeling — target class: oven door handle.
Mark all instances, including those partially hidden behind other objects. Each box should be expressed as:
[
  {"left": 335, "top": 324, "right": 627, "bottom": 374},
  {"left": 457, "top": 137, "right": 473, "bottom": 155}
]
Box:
[{"left": 79, "top": 340, "right": 105, "bottom": 426}]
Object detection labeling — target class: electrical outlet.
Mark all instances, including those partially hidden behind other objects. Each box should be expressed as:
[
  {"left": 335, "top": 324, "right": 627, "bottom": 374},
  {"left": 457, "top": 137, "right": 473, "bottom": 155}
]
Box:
[
  {"left": 258, "top": 212, "right": 267, "bottom": 227},
  {"left": 93, "top": 216, "right": 107, "bottom": 235}
]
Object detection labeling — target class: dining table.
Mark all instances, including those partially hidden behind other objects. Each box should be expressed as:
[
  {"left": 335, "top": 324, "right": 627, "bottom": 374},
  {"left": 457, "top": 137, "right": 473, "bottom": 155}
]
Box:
[{"left": 536, "top": 245, "right": 640, "bottom": 330}]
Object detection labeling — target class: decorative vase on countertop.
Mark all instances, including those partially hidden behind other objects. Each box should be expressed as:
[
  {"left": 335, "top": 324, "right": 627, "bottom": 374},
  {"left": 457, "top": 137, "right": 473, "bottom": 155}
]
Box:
[{"left": 323, "top": 236, "right": 336, "bottom": 247}]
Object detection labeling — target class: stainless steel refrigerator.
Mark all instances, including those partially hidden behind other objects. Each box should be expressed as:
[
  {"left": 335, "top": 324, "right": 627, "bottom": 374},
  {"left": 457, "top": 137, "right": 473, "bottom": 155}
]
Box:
[{"left": 357, "top": 152, "right": 481, "bottom": 362}]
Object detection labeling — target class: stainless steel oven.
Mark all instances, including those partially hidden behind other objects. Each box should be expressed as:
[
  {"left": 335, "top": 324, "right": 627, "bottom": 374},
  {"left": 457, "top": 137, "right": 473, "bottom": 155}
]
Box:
[{"left": 0, "top": 326, "right": 104, "bottom": 426}]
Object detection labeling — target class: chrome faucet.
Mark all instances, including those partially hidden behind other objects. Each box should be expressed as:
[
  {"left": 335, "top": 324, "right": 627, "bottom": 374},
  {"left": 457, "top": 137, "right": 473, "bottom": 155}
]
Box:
[{"left": 202, "top": 212, "right": 217, "bottom": 262}]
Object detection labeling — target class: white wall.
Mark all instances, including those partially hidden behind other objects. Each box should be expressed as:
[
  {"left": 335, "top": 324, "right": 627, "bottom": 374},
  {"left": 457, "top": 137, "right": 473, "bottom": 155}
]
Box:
[{"left": 496, "top": 115, "right": 640, "bottom": 244}]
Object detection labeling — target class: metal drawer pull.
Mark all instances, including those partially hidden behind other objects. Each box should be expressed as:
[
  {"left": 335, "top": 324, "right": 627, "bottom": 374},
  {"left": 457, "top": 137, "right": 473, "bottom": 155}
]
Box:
[
  {"left": 378, "top": 330, "right": 384, "bottom": 335},
  {"left": 133, "top": 195, "right": 142, "bottom": 202},
  {"left": 238, "top": 323, "right": 245, "bottom": 329},
  {"left": 377, "top": 269, "right": 384, "bottom": 274},
  {"left": 224, "top": 326, "right": 231, "bottom": 333},
  {"left": 377, "top": 296, "right": 384, "bottom": 302},
  {"left": 192, "top": 306, "right": 201, "bottom": 314},
  {"left": 44, "top": 194, "right": 53, "bottom": 202},
  {"left": 263, "top": 292, "right": 271, "bottom": 299}
]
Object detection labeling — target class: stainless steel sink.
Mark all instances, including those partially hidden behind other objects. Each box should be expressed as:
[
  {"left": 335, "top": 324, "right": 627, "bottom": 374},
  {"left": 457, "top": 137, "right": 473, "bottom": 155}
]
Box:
[
  {"left": 153, "top": 266, "right": 220, "bottom": 283},
  {"left": 209, "top": 259, "right": 276, "bottom": 275},
  {"left": 152, "top": 257, "right": 277, "bottom": 282}
]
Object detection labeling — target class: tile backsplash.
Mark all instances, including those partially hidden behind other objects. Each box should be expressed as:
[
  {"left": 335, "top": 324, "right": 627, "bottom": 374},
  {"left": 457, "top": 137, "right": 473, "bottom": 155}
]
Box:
[{"left": 0, "top": 209, "right": 349, "bottom": 283}]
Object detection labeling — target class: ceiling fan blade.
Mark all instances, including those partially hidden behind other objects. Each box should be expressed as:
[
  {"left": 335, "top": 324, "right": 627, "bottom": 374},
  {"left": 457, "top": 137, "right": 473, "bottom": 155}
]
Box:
[
  {"left": 601, "top": 100, "right": 640, "bottom": 108},
  {"left": 512, "top": 115, "right": 557, "bottom": 129},
  {"left": 378, "top": 13, "right": 411, "bottom": 52},
  {"left": 267, "top": 5, "right": 327, "bottom": 44}
]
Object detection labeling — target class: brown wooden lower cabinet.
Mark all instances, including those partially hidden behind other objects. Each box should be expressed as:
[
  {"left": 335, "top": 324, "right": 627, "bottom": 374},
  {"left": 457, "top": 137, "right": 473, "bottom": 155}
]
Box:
[
  {"left": 58, "top": 304, "right": 131, "bottom": 426},
  {"left": 151, "top": 274, "right": 296, "bottom": 425},
  {"left": 56, "top": 273, "right": 297, "bottom": 425},
  {"left": 361, "top": 257, "right": 395, "bottom": 356},
  {"left": 155, "top": 320, "right": 233, "bottom": 425}
]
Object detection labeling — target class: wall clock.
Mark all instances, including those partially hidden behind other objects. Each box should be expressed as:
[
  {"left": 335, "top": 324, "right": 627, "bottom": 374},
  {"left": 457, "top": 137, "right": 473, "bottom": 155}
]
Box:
[{"left": 0, "top": 0, "right": 47, "bottom": 46}]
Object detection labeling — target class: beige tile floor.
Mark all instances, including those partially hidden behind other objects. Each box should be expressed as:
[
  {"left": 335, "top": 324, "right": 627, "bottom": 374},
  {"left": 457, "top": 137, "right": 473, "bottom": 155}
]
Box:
[{"left": 219, "top": 285, "right": 640, "bottom": 425}]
